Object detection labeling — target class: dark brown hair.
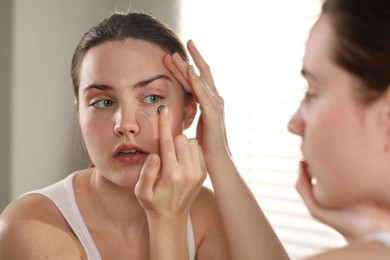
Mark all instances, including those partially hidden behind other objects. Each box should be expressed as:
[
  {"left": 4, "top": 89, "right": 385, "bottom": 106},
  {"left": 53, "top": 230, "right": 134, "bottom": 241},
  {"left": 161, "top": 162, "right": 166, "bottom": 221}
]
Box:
[
  {"left": 71, "top": 12, "right": 189, "bottom": 101},
  {"left": 322, "top": 0, "right": 390, "bottom": 101}
]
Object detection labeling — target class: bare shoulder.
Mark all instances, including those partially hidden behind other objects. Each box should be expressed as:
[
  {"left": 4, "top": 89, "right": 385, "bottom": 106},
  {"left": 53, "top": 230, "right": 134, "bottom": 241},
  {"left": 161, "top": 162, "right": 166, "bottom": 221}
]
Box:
[
  {"left": 190, "top": 186, "right": 222, "bottom": 236},
  {"left": 0, "top": 195, "right": 85, "bottom": 259},
  {"left": 191, "top": 186, "right": 218, "bottom": 219},
  {"left": 190, "top": 186, "right": 230, "bottom": 260},
  {"left": 307, "top": 241, "right": 390, "bottom": 260}
]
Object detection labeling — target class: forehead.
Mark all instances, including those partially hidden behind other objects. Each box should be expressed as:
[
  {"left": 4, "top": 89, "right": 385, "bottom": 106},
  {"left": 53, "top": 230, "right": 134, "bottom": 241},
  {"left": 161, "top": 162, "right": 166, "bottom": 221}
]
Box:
[
  {"left": 79, "top": 39, "right": 168, "bottom": 86},
  {"left": 303, "top": 15, "right": 336, "bottom": 73}
]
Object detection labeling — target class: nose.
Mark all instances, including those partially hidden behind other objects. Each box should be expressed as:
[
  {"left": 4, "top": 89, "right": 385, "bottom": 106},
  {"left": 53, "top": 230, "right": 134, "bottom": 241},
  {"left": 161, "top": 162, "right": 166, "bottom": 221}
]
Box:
[
  {"left": 114, "top": 107, "right": 140, "bottom": 136},
  {"left": 287, "top": 103, "right": 304, "bottom": 137}
]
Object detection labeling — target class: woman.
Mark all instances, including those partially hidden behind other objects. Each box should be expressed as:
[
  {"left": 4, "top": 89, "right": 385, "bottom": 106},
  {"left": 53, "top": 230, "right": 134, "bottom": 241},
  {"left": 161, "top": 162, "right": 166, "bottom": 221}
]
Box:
[
  {"left": 0, "top": 12, "right": 230, "bottom": 259},
  {"left": 165, "top": 0, "right": 390, "bottom": 258}
]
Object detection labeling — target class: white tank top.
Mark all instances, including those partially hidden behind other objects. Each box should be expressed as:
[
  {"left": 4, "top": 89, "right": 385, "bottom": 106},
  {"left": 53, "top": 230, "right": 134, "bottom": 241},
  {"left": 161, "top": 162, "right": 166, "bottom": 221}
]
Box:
[
  {"left": 365, "top": 231, "right": 390, "bottom": 248},
  {"left": 22, "top": 172, "right": 196, "bottom": 260}
]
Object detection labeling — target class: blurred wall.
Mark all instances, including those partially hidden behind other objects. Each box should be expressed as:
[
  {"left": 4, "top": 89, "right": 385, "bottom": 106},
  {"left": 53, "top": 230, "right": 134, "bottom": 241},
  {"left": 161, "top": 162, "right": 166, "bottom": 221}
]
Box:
[
  {"left": 0, "top": 0, "right": 12, "bottom": 211},
  {"left": 1, "top": 0, "right": 181, "bottom": 211}
]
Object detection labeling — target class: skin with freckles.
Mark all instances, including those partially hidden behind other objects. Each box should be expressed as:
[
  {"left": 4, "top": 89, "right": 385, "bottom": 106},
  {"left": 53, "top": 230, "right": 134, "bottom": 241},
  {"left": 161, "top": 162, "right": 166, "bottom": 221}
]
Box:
[{"left": 78, "top": 39, "right": 194, "bottom": 187}]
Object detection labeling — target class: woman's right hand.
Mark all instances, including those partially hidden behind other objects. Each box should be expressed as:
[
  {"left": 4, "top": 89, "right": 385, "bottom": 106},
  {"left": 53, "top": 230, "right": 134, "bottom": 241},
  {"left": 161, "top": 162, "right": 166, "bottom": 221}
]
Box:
[
  {"left": 134, "top": 107, "right": 207, "bottom": 260},
  {"left": 135, "top": 106, "right": 206, "bottom": 219},
  {"left": 297, "top": 160, "right": 390, "bottom": 242}
]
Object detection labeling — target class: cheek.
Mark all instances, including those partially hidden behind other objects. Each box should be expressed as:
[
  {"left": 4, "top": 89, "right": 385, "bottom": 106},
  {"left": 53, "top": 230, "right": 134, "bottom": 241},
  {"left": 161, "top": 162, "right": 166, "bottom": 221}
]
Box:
[
  {"left": 307, "top": 108, "right": 368, "bottom": 207},
  {"left": 304, "top": 98, "right": 348, "bottom": 153},
  {"left": 136, "top": 110, "right": 158, "bottom": 139},
  {"left": 169, "top": 107, "right": 186, "bottom": 136},
  {"left": 135, "top": 107, "right": 185, "bottom": 148},
  {"left": 79, "top": 112, "right": 111, "bottom": 152}
]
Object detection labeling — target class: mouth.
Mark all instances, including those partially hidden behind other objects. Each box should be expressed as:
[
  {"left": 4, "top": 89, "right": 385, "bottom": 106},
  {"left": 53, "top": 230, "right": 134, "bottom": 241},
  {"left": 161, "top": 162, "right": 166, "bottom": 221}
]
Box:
[
  {"left": 113, "top": 144, "right": 148, "bottom": 164},
  {"left": 117, "top": 149, "right": 145, "bottom": 156}
]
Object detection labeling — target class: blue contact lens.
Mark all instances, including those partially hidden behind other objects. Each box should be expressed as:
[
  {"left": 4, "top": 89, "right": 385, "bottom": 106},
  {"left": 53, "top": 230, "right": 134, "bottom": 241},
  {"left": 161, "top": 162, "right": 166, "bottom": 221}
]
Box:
[{"left": 157, "top": 105, "right": 165, "bottom": 115}]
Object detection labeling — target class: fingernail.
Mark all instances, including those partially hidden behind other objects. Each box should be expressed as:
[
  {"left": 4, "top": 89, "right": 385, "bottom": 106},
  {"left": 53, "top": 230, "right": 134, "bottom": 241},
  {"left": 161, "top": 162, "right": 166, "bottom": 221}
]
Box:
[
  {"left": 157, "top": 105, "right": 165, "bottom": 115},
  {"left": 189, "top": 39, "right": 195, "bottom": 48},
  {"left": 147, "top": 153, "right": 158, "bottom": 165}
]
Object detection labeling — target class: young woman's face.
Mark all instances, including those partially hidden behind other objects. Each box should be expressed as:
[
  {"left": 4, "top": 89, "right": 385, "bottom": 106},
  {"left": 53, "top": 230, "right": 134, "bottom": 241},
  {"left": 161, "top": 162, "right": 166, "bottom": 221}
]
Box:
[
  {"left": 78, "top": 39, "right": 195, "bottom": 187},
  {"left": 288, "top": 15, "right": 390, "bottom": 207}
]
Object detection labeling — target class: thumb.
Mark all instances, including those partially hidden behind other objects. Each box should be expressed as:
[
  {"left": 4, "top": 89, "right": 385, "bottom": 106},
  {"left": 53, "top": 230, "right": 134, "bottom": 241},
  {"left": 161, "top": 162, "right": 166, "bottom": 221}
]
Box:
[
  {"left": 135, "top": 153, "right": 161, "bottom": 203},
  {"left": 296, "top": 160, "right": 324, "bottom": 220}
]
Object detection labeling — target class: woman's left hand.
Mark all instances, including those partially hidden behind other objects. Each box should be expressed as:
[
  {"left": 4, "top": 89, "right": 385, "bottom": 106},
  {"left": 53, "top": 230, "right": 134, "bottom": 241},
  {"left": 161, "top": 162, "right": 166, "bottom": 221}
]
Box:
[
  {"left": 163, "top": 40, "right": 232, "bottom": 167},
  {"left": 297, "top": 160, "right": 390, "bottom": 242}
]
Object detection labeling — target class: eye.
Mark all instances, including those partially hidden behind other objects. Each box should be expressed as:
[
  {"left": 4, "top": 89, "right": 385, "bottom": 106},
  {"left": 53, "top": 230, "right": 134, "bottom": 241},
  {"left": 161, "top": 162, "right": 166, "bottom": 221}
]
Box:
[
  {"left": 90, "top": 99, "right": 114, "bottom": 108},
  {"left": 303, "top": 90, "right": 317, "bottom": 104},
  {"left": 143, "top": 95, "right": 163, "bottom": 104}
]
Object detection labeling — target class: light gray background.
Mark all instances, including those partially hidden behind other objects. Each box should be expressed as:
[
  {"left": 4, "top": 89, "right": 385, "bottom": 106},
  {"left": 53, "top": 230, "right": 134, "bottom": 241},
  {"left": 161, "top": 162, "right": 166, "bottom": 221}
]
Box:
[{"left": 0, "top": 0, "right": 181, "bottom": 211}]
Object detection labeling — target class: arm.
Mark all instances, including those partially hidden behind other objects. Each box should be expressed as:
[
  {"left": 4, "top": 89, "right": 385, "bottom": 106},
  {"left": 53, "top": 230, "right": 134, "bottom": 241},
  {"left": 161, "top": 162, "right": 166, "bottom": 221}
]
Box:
[
  {"left": 135, "top": 106, "right": 206, "bottom": 260},
  {"left": 164, "top": 40, "right": 289, "bottom": 260}
]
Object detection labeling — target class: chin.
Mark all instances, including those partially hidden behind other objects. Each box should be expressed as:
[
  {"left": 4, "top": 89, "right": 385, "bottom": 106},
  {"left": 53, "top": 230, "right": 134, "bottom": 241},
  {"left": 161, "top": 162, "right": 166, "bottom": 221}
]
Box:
[
  {"left": 313, "top": 186, "right": 347, "bottom": 209},
  {"left": 104, "top": 168, "right": 141, "bottom": 189},
  {"left": 121, "top": 171, "right": 142, "bottom": 187}
]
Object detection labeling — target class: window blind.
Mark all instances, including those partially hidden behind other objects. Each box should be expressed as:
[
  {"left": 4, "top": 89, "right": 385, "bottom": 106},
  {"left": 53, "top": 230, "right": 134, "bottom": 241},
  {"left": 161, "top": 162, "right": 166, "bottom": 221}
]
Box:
[{"left": 181, "top": 0, "right": 346, "bottom": 259}]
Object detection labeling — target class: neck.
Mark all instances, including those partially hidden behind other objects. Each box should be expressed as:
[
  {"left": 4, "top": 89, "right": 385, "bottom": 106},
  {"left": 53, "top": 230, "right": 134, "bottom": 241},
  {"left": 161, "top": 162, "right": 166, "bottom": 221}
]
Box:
[{"left": 83, "top": 168, "right": 147, "bottom": 226}]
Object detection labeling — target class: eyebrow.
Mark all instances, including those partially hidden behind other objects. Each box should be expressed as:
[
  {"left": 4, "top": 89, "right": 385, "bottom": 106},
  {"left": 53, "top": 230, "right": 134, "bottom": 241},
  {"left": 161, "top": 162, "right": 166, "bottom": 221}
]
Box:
[
  {"left": 83, "top": 74, "right": 172, "bottom": 94},
  {"left": 135, "top": 74, "right": 172, "bottom": 87}
]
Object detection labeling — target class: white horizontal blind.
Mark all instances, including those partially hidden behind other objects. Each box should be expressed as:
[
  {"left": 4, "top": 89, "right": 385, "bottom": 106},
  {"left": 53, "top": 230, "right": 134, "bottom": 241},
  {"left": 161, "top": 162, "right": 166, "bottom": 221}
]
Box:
[{"left": 180, "top": 0, "right": 346, "bottom": 259}]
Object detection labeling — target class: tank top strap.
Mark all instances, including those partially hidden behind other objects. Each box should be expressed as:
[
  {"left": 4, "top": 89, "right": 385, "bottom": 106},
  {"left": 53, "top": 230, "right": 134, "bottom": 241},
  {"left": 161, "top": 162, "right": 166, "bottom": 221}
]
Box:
[
  {"left": 364, "top": 230, "right": 390, "bottom": 248},
  {"left": 21, "top": 172, "right": 197, "bottom": 259},
  {"left": 22, "top": 172, "right": 102, "bottom": 259}
]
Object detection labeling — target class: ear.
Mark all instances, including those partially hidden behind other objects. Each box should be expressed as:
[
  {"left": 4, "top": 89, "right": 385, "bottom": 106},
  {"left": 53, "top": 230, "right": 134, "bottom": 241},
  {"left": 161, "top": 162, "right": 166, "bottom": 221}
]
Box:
[
  {"left": 184, "top": 99, "right": 197, "bottom": 129},
  {"left": 380, "top": 87, "right": 390, "bottom": 140},
  {"left": 74, "top": 99, "right": 80, "bottom": 115}
]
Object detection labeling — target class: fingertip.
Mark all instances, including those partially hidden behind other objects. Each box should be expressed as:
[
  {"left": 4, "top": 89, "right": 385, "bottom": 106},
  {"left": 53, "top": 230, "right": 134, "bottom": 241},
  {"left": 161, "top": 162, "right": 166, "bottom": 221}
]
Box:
[
  {"left": 157, "top": 105, "right": 166, "bottom": 115},
  {"left": 173, "top": 52, "right": 185, "bottom": 63},
  {"left": 163, "top": 53, "right": 171, "bottom": 61},
  {"left": 146, "top": 153, "right": 160, "bottom": 166},
  {"left": 163, "top": 53, "right": 174, "bottom": 67},
  {"left": 187, "top": 39, "right": 195, "bottom": 49},
  {"left": 160, "top": 105, "right": 169, "bottom": 117}
]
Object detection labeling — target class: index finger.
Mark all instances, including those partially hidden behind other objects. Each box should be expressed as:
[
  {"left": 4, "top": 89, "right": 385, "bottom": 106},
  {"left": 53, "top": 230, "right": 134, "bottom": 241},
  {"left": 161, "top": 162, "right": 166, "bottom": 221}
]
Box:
[
  {"left": 187, "top": 40, "right": 218, "bottom": 95},
  {"left": 158, "top": 107, "right": 177, "bottom": 170}
]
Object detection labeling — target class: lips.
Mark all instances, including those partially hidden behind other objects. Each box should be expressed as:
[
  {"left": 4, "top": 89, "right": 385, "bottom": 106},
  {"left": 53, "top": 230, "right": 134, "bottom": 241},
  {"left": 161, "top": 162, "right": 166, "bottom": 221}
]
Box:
[{"left": 114, "top": 144, "right": 148, "bottom": 164}]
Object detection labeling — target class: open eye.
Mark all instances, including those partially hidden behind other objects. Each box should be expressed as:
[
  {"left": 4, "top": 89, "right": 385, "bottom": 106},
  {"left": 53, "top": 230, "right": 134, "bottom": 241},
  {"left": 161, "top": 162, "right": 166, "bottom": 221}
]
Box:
[
  {"left": 90, "top": 99, "right": 114, "bottom": 108},
  {"left": 143, "top": 95, "right": 163, "bottom": 104}
]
